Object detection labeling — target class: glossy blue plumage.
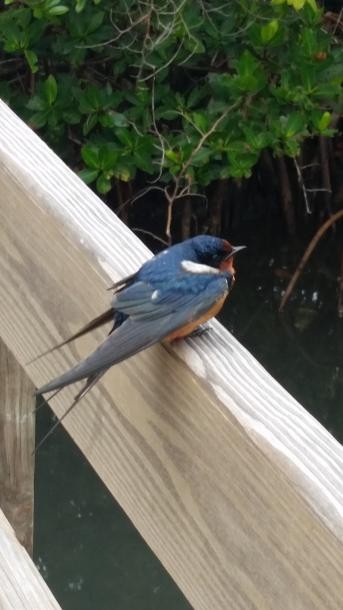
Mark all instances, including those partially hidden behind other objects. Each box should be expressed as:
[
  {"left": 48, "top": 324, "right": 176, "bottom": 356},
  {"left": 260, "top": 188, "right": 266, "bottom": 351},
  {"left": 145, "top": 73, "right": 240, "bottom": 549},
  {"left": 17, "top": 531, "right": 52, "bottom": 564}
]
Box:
[
  {"left": 137, "top": 235, "right": 228, "bottom": 282},
  {"left": 36, "top": 236, "right": 236, "bottom": 394}
]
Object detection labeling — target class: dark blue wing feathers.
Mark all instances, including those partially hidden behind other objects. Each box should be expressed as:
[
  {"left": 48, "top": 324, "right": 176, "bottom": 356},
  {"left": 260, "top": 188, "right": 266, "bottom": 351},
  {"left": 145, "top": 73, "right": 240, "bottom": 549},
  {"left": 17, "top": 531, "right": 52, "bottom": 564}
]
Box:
[{"left": 36, "top": 271, "right": 229, "bottom": 394}]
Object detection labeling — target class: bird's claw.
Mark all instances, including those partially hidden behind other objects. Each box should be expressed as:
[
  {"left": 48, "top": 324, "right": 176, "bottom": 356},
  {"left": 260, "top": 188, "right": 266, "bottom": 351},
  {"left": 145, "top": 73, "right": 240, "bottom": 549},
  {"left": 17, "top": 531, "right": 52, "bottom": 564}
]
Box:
[{"left": 188, "top": 322, "right": 213, "bottom": 339}]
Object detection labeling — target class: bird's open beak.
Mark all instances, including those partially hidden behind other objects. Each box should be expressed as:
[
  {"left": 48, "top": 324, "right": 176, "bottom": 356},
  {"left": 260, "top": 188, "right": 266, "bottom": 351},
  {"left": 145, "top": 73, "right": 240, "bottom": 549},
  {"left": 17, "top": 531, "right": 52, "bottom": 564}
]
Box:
[{"left": 224, "top": 245, "right": 246, "bottom": 260}]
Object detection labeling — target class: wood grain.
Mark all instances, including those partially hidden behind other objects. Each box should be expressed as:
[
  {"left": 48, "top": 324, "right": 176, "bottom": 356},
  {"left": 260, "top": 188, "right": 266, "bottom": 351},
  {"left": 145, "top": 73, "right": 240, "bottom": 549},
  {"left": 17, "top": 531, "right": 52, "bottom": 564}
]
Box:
[
  {"left": 0, "top": 338, "right": 35, "bottom": 554},
  {"left": 0, "top": 509, "right": 61, "bottom": 609},
  {"left": 0, "top": 99, "right": 343, "bottom": 609}
]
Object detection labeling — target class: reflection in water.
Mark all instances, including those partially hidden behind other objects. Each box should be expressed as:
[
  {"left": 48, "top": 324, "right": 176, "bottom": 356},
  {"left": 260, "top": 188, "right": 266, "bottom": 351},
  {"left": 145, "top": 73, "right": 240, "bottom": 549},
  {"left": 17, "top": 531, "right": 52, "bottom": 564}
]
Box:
[{"left": 34, "top": 237, "right": 342, "bottom": 609}]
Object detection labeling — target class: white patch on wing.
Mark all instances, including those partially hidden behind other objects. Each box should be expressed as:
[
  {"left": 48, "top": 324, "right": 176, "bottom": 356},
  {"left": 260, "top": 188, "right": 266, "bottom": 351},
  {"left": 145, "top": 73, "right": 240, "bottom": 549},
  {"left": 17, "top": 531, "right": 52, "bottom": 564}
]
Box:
[
  {"left": 151, "top": 289, "right": 160, "bottom": 301},
  {"left": 181, "top": 260, "right": 220, "bottom": 275}
]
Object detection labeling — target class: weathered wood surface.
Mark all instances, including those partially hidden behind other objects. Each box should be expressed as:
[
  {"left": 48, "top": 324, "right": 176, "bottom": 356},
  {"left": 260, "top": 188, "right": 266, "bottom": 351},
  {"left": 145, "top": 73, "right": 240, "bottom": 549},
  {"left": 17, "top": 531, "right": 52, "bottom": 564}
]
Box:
[
  {"left": 0, "top": 338, "right": 35, "bottom": 555},
  {"left": 0, "top": 99, "right": 343, "bottom": 610},
  {"left": 0, "top": 509, "right": 61, "bottom": 609}
]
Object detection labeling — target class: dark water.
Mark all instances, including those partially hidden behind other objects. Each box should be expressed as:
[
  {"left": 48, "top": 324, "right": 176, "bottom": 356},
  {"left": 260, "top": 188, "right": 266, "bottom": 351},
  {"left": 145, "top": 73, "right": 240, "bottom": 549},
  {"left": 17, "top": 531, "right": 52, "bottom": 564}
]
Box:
[
  {"left": 33, "top": 234, "right": 343, "bottom": 609},
  {"left": 34, "top": 407, "right": 191, "bottom": 610}
]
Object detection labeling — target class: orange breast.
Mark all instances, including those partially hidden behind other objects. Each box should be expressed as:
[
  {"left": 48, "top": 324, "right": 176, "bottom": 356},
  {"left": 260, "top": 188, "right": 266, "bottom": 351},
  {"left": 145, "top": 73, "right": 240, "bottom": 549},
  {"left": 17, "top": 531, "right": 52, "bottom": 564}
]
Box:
[{"left": 165, "top": 292, "right": 228, "bottom": 342}]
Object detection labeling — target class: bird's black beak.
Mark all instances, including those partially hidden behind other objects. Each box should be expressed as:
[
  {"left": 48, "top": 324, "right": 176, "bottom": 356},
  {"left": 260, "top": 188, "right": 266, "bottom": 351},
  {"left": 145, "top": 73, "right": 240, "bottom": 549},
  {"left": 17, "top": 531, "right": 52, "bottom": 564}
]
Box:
[{"left": 224, "top": 245, "right": 246, "bottom": 260}]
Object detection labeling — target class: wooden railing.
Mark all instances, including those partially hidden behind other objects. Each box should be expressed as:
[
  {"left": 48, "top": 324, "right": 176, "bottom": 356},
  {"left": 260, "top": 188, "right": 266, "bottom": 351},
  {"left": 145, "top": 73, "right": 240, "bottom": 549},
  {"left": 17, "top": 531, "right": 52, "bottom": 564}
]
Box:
[{"left": 1, "top": 99, "right": 343, "bottom": 609}]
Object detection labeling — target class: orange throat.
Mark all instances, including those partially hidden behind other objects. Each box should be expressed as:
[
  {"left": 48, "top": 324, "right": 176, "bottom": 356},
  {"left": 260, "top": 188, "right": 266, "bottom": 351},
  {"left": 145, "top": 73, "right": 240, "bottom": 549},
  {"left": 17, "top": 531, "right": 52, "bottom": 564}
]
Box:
[{"left": 219, "top": 258, "right": 235, "bottom": 275}]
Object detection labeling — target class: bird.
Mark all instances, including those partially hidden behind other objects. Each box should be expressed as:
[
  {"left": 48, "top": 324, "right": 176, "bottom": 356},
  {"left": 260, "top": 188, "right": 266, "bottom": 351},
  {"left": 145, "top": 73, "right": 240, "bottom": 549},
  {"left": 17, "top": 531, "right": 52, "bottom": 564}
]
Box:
[{"left": 33, "top": 235, "right": 245, "bottom": 449}]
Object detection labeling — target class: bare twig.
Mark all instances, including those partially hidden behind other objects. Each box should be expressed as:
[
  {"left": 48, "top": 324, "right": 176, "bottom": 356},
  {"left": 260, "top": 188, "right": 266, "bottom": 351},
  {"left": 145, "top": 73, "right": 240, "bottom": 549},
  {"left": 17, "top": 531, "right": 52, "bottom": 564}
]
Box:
[
  {"left": 116, "top": 185, "right": 166, "bottom": 216},
  {"left": 164, "top": 182, "right": 179, "bottom": 241},
  {"left": 138, "top": 39, "right": 184, "bottom": 81},
  {"left": 181, "top": 100, "right": 240, "bottom": 178},
  {"left": 333, "top": 8, "right": 343, "bottom": 36},
  {"left": 78, "top": 12, "right": 150, "bottom": 49},
  {"left": 131, "top": 227, "right": 169, "bottom": 246},
  {"left": 160, "top": 99, "right": 240, "bottom": 240},
  {"left": 294, "top": 157, "right": 312, "bottom": 214},
  {"left": 279, "top": 209, "right": 343, "bottom": 312},
  {"left": 149, "top": 77, "right": 166, "bottom": 182}
]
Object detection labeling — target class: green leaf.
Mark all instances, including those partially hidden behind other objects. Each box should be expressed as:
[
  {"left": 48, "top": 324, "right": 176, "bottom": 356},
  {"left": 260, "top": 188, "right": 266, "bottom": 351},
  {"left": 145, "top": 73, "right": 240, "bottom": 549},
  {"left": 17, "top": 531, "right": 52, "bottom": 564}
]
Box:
[
  {"left": 260, "top": 20, "right": 279, "bottom": 44},
  {"left": 79, "top": 85, "right": 108, "bottom": 113},
  {"left": 43, "top": 75, "right": 58, "bottom": 106},
  {"left": 314, "top": 83, "right": 341, "bottom": 99},
  {"left": 300, "top": 28, "right": 317, "bottom": 56},
  {"left": 234, "top": 51, "right": 266, "bottom": 93},
  {"left": 318, "top": 111, "right": 331, "bottom": 131},
  {"left": 78, "top": 168, "right": 99, "bottom": 184},
  {"left": 157, "top": 109, "right": 180, "bottom": 120},
  {"left": 285, "top": 113, "right": 306, "bottom": 137},
  {"left": 100, "top": 111, "right": 128, "bottom": 128},
  {"left": 244, "top": 128, "right": 274, "bottom": 151},
  {"left": 3, "top": 26, "right": 21, "bottom": 52},
  {"left": 189, "top": 147, "right": 211, "bottom": 167},
  {"left": 29, "top": 111, "right": 49, "bottom": 129},
  {"left": 192, "top": 112, "right": 208, "bottom": 133},
  {"left": 115, "top": 128, "right": 134, "bottom": 147},
  {"left": 83, "top": 113, "right": 98, "bottom": 135},
  {"left": 284, "top": 138, "right": 301, "bottom": 157},
  {"left": 209, "top": 73, "right": 235, "bottom": 99},
  {"left": 113, "top": 165, "right": 134, "bottom": 182},
  {"left": 187, "top": 87, "right": 209, "bottom": 109},
  {"left": 165, "top": 150, "right": 180, "bottom": 163},
  {"left": 24, "top": 50, "right": 38, "bottom": 73},
  {"left": 26, "top": 95, "right": 46, "bottom": 112},
  {"left": 48, "top": 5, "right": 69, "bottom": 15},
  {"left": 98, "top": 145, "right": 119, "bottom": 171},
  {"left": 96, "top": 173, "right": 112, "bottom": 194},
  {"left": 288, "top": 0, "right": 306, "bottom": 9},
  {"left": 62, "top": 110, "right": 80, "bottom": 125},
  {"left": 75, "top": 0, "right": 87, "bottom": 12},
  {"left": 81, "top": 144, "right": 100, "bottom": 169},
  {"left": 133, "top": 151, "right": 154, "bottom": 173},
  {"left": 87, "top": 11, "right": 104, "bottom": 33},
  {"left": 306, "top": 0, "right": 319, "bottom": 12}
]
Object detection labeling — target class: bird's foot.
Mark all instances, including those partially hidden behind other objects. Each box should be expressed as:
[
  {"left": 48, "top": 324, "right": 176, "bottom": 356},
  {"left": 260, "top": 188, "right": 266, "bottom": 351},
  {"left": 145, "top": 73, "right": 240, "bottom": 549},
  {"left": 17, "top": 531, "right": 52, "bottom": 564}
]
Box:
[{"left": 187, "top": 322, "right": 213, "bottom": 339}]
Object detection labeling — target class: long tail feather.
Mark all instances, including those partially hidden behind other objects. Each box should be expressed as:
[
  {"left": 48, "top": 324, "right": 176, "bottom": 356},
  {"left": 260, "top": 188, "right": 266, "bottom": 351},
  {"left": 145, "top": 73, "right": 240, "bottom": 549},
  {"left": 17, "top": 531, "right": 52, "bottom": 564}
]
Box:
[
  {"left": 27, "top": 308, "right": 114, "bottom": 365},
  {"left": 35, "top": 316, "right": 163, "bottom": 395},
  {"left": 33, "top": 371, "right": 106, "bottom": 454},
  {"left": 33, "top": 386, "right": 64, "bottom": 415},
  {"left": 106, "top": 272, "right": 137, "bottom": 292}
]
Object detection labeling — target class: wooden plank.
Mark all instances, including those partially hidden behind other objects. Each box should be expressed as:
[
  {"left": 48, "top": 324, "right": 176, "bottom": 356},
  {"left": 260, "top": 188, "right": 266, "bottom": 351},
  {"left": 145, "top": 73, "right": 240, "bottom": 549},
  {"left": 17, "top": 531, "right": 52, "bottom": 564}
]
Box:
[
  {"left": 0, "top": 509, "right": 61, "bottom": 609},
  {"left": 0, "top": 99, "right": 343, "bottom": 609},
  {"left": 0, "top": 338, "right": 35, "bottom": 555}
]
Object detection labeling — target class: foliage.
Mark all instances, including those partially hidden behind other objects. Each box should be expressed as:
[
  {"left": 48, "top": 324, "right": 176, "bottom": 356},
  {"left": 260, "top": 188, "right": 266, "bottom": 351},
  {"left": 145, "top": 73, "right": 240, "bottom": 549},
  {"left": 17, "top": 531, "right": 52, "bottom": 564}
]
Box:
[{"left": 0, "top": 0, "right": 342, "bottom": 205}]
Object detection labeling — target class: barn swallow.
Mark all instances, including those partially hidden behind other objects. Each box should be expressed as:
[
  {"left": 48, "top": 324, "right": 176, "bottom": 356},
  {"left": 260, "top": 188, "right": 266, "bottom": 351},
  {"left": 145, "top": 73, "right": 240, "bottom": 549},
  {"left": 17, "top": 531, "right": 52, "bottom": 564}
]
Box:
[{"left": 33, "top": 235, "right": 245, "bottom": 449}]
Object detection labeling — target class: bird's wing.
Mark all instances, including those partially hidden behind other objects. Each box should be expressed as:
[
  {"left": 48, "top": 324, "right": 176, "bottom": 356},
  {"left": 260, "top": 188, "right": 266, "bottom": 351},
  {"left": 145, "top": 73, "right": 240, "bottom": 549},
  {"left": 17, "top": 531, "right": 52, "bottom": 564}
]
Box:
[{"left": 36, "top": 271, "right": 228, "bottom": 394}]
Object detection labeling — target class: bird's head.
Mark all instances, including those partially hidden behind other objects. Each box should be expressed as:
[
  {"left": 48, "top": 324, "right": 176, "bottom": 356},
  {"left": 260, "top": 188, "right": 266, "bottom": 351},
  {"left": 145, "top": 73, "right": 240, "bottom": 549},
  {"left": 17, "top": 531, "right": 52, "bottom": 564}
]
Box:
[{"left": 191, "top": 235, "right": 246, "bottom": 275}]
